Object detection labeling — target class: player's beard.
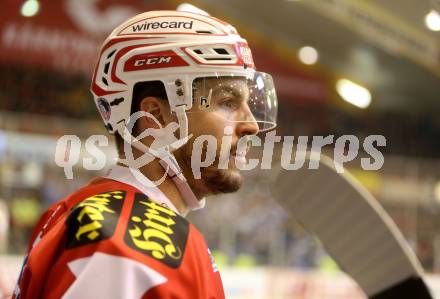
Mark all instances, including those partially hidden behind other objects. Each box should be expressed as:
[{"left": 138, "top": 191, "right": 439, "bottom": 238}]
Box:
[
  {"left": 201, "top": 165, "right": 243, "bottom": 194},
  {"left": 178, "top": 142, "right": 244, "bottom": 197}
]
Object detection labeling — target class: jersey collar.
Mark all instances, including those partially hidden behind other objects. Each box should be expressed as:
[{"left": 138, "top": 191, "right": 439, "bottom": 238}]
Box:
[{"left": 105, "top": 164, "right": 180, "bottom": 215}]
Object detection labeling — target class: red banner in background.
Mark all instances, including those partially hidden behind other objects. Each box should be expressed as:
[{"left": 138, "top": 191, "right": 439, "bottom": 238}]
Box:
[
  {"left": 0, "top": 1, "right": 330, "bottom": 103},
  {"left": 0, "top": 0, "right": 166, "bottom": 76}
]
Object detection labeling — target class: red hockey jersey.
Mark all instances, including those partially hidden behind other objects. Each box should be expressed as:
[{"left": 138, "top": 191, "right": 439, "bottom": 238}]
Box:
[{"left": 13, "top": 166, "right": 224, "bottom": 299}]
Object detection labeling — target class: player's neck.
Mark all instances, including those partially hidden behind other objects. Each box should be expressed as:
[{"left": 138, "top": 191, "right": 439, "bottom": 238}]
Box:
[
  {"left": 118, "top": 150, "right": 190, "bottom": 216},
  {"left": 139, "top": 159, "right": 190, "bottom": 216}
]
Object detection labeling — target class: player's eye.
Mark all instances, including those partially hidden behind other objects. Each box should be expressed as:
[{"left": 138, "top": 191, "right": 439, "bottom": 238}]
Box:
[{"left": 220, "top": 98, "right": 240, "bottom": 111}]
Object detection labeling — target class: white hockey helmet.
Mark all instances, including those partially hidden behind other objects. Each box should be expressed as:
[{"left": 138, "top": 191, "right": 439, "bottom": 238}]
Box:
[{"left": 91, "top": 10, "right": 277, "bottom": 137}]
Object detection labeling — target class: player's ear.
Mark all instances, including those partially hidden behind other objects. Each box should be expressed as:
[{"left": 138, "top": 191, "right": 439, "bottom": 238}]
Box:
[{"left": 139, "top": 96, "right": 165, "bottom": 128}]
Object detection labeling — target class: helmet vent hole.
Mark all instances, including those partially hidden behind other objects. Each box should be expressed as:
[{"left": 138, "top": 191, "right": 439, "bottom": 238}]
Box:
[
  {"left": 103, "top": 62, "right": 110, "bottom": 74},
  {"left": 102, "top": 77, "right": 109, "bottom": 86},
  {"left": 107, "top": 49, "right": 116, "bottom": 59},
  {"left": 205, "top": 57, "right": 232, "bottom": 61},
  {"left": 213, "top": 48, "right": 228, "bottom": 55},
  {"left": 196, "top": 30, "right": 213, "bottom": 34},
  {"left": 186, "top": 45, "right": 237, "bottom": 63}
]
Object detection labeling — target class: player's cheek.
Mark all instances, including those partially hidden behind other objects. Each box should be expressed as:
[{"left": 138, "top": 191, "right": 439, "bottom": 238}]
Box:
[{"left": 196, "top": 111, "right": 226, "bottom": 137}]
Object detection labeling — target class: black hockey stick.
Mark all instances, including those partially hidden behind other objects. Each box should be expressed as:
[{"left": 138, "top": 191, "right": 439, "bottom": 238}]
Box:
[{"left": 271, "top": 153, "right": 433, "bottom": 299}]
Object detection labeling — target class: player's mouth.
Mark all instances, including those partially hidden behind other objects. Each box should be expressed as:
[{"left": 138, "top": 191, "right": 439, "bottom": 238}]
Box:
[
  {"left": 233, "top": 154, "right": 247, "bottom": 167},
  {"left": 231, "top": 147, "right": 249, "bottom": 168}
]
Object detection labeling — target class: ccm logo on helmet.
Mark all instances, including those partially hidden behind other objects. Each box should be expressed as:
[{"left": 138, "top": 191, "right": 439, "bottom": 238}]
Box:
[
  {"left": 124, "top": 50, "right": 189, "bottom": 71},
  {"left": 134, "top": 57, "right": 171, "bottom": 67}
]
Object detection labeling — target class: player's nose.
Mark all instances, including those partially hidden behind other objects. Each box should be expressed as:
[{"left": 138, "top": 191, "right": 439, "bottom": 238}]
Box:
[
  {"left": 235, "top": 116, "right": 259, "bottom": 137},
  {"left": 236, "top": 103, "right": 259, "bottom": 137}
]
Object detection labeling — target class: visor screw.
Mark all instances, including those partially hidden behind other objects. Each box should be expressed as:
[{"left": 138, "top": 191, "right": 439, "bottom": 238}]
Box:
[
  {"left": 175, "top": 79, "right": 182, "bottom": 86},
  {"left": 176, "top": 89, "right": 184, "bottom": 96}
]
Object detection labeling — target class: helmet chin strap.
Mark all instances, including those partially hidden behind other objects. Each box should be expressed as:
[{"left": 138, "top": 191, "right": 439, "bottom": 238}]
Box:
[
  {"left": 117, "top": 106, "right": 205, "bottom": 214},
  {"left": 157, "top": 154, "right": 206, "bottom": 214},
  {"left": 167, "top": 105, "right": 206, "bottom": 212}
]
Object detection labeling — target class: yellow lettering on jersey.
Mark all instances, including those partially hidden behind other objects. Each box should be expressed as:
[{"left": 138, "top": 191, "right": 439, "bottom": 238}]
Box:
[
  {"left": 75, "top": 193, "right": 117, "bottom": 241},
  {"left": 128, "top": 200, "right": 182, "bottom": 260}
]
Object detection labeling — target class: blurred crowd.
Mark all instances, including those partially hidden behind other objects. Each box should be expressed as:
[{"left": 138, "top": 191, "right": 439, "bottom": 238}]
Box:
[
  {"left": 0, "top": 65, "right": 93, "bottom": 119},
  {"left": 0, "top": 157, "right": 95, "bottom": 253},
  {"left": 277, "top": 102, "right": 440, "bottom": 158}
]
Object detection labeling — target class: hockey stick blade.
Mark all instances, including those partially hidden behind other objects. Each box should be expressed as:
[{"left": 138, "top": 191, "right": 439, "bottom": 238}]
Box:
[{"left": 271, "top": 153, "right": 432, "bottom": 299}]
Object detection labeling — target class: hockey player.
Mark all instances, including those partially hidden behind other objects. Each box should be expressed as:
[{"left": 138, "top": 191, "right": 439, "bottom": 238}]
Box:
[{"left": 13, "top": 10, "right": 277, "bottom": 299}]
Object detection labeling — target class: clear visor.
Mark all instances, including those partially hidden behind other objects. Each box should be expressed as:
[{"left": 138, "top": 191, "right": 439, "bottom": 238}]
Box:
[{"left": 187, "top": 72, "right": 278, "bottom": 132}]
